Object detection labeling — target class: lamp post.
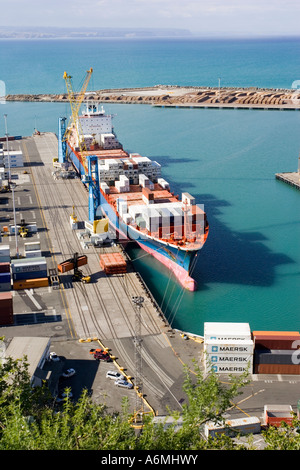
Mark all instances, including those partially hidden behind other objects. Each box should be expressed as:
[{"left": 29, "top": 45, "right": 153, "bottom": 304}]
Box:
[{"left": 3, "top": 114, "right": 18, "bottom": 258}]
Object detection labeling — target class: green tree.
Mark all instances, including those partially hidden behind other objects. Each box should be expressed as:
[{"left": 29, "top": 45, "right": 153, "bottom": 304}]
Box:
[{"left": 1, "top": 346, "right": 299, "bottom": 450}]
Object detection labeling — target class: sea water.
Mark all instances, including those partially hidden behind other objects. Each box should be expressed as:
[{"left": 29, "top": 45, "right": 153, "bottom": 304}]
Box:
[{"left": 0, "top": 38, "right": 299, "bottom": 335}]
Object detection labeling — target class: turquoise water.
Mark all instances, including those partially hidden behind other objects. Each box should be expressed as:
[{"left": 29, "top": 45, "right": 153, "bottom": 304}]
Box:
[{"left": 0, "top": 38, "right": 300, "bottom": 335}]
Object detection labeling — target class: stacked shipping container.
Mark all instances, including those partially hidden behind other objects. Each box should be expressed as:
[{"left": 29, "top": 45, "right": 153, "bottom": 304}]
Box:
[
  {"left": 0, "top": 262, "right": 11, "bottom": 292},
  {"left": 204, "top": 322, "right": 254, "bottom": 374},
  {"left": 99, "top": 252, "right": 127, "bottom": 274},
  {"left": 11, "top": 256, "right": 48, "bottom": 290},
  {"left": 252, "top": 331, "right": 300, "bottom": 375},
  {"left": 0, "top": 292, "right": 13, "bottom": 325}
]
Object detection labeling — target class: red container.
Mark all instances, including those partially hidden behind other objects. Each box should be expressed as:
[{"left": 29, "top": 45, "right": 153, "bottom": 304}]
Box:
[
  {"left": 0, "top": 262, "right": 10, "bottom": 273},
  {"left": 253, "top": 334, "right": 300, "bottom": 350},
  {"left": 254, "top": 363, "right": 300, "bottom": 375},
  {"left": 57, "top": 255, "right": 88, "bottom": 273}
]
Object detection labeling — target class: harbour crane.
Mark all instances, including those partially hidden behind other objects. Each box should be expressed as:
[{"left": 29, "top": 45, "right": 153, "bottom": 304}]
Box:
[{"left": 62, "top": 68, "right": 93, "bottom": 171}]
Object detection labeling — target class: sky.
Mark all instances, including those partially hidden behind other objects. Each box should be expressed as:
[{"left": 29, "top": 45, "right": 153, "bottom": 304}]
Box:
[{"left": 0, "top": 0, "right": 299, "bottom": 37}]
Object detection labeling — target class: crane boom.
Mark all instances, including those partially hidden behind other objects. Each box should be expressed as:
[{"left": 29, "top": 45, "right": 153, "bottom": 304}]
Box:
[{"left": 63, "top": 68, "right": 93, "bottom": 171}]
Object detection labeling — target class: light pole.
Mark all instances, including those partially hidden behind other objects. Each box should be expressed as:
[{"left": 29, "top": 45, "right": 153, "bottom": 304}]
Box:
[{"left": 3, "top": 114, "right": 18, "bottom": 258}]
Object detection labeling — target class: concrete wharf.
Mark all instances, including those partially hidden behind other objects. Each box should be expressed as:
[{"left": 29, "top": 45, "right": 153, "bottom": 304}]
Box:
[
  {"left": 1, "top": 132, "right": 300, "bottom": 429},
  {"left": 275, "top": 171, "right": 300, "bottom": 190},
  {"left": 1, "top": 132, "right": 205, "bottom": 416}
]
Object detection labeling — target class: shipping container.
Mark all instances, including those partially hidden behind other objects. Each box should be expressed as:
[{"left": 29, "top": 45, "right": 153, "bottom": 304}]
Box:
[
  {"left": 253, "top": 334, "right": 300, "bottom": 350},
  {"left": 0, "top": 262, "right": 10, "bottom": 273},
  {"left": 11, "top": 258, "right": 47, "bottom": 274},
  {"left": 204, "top": 417, "right": 261, "bottom": 438},
  {"left": 254, "top": 363, "right": 300, "bottom": 375},
  {"left": 0, "top": 315, "right": 14, "bottom": 326},
  {"left": 0, "top": 282, "right": 11, "bottom": 292},
  {"left": 207, "top": 363, "right": 250, "bottom": 374},
  {"left": 264, "top": 405, "right": 294, "bottom": 427},
  {"left": 25, "top": 250, "right": 42, "bottom": 258},
  {"left": 204, "top": 322, "right": 251, "bottom": 342},
  {"left": 204, "top": 339, "right": 254, "bottom": 354},
  {"left": 0, "top": 272, "right": 11, "bottom": 282},
  {"left": 57, "top": 255, "right": 87, "bottom": 273},
  {"left": 99, "top": 252, "right": 127, "bottom": 274},
  {"left": 254, "top": 349, "right": 298, "bottom": 365},
  {"left": 252, "top": 331, "right": 300, "bottom": 337},
  {"left": 13, "top": 270, "right": 48, "bottom": 281},
  {"left": 0, "top": 292, "right": 13, "bottom": 314},
  {"left": 13, "top": 277, "right": 49, "bottom": 290},
  {"left": 24, "top": 241, "right": 41, "bottom": 251}
]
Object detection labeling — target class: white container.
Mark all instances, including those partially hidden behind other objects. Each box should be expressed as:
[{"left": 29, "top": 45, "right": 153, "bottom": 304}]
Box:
[
  {"left": 204, "top": 339, "right": 254, "bottom": 354},
  {"left": 206, "top": 354, "right": 253, "bottom": 366},
  {"left": 204, "top": 322, "right": 251, "bottom": 342},
  {"left": 0, "top": 245, "right": 10, "bottom": 256},
  {"left": 204, "top": 417, "right": 261, "bottom": 438},
  {"left": 11, "top": 257, "right": 47, "bottom": 274},
  {"left": 206, "top": 363, "right": 250, "bottom": 374},
  {"left": 24, "top": 241, "right": 41, "bottom": 252},
  {"left": 25, "top": 250, "right": 42, "bottom": 258}
]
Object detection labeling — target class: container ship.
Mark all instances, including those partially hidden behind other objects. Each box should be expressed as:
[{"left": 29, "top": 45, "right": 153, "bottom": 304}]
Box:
[{"left": 60, "top": 101, "right": 209, "bottom": 291}]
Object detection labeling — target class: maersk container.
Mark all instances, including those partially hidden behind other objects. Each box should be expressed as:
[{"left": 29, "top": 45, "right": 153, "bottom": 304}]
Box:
[
  {"left": 206, "top": 353, "right": 253, "bottom": 364},
  {"left": 204, "top": 322, "right": 251, "bottom": 342},
  {"left": 207, "top": 363, "right": 250, "bottom": 374},
  {"left": 204, "top": 339, "right": 254, "bottom": 355},
  {"left": 204, "top": 417, "right": 261, "bottom": 438}
]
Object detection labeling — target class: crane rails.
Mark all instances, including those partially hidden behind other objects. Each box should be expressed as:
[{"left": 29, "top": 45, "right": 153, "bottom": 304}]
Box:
[{"left": 63, "top": 68, "right": 93, "bottom": 172}]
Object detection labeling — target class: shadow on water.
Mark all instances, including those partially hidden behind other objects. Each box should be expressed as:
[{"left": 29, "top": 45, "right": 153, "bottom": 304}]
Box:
[
  {"left": 191, "top": 193, "right": 294, "bottom": 288},
  {"left": 127, "top": 190, "right": 294, "bottom": 300}
]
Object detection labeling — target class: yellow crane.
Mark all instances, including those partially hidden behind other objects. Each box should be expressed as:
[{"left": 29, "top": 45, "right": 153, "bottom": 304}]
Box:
[{"left": 63, "top": 68, "right": 93, "bottom": 171}]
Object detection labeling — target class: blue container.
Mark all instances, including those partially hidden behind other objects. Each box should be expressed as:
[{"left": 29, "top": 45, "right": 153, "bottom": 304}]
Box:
[
  {"left": 13, "top": 270, "right": 48, "bottom": 281},
  {"left": 0, "top": 273, "right": 11, "bottom": 284}
]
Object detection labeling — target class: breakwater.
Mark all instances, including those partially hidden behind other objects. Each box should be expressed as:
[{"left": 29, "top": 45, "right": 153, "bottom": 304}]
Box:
[{"left": 5, "top": 85, "right": 300, "bottom": 110}]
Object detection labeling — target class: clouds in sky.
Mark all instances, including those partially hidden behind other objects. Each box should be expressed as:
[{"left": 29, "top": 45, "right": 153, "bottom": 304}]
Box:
[{"left": 1, "top": 0, "right": 299, "bottom": 37}]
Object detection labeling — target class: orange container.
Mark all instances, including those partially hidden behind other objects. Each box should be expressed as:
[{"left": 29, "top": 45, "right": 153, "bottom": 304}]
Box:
[
  {"left": 13, "top": 277, "right": 49, "bottom": 290},
  {"left": 57, "top": 255, "right": 88, "bottom": 273}
]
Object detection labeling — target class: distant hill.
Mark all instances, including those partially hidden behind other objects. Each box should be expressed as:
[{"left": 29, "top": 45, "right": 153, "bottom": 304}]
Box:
[{"left": 0, "top": 26, "right": 193, "bottom": 39}]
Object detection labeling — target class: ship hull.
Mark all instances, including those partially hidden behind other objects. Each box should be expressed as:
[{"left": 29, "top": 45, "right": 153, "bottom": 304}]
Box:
[{"left": 67, "top": 142, "right": 199, "bottom": 291}]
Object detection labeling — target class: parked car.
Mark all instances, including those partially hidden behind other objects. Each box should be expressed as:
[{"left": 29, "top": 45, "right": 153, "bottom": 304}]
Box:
[
  {"left": 61, "top": 368, "right": 76, "bottom": 378},
  {"left": 49, "top": 352, "right": 60, "bottom": 362},
  {"left": 115, "top": 379, "right": 133, "bottom": 389},
  {"left": 93, "top": 350, "right": 112, "bottom": 362},
  {"left": 106, "top": 370, "right": 123, "bottom": 381},
  {"left": 55, "top": 391, "right": 73, "bottom": 402}
]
